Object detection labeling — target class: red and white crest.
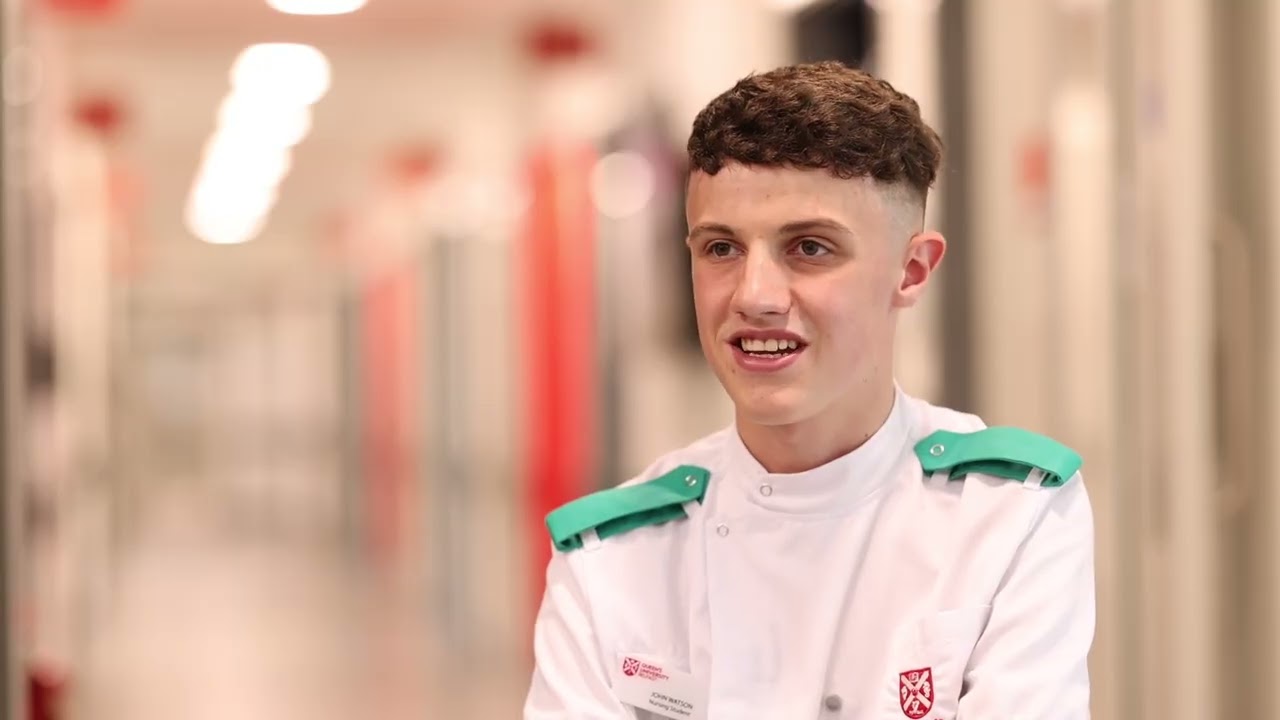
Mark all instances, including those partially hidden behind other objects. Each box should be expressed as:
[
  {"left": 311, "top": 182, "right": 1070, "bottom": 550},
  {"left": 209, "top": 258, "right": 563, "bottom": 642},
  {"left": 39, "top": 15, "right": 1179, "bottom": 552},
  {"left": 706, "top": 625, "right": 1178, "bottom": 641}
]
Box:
[
  {"left": 621, "top": 657, "right": 640, "bottom": 677},
  {"left": 899, "top": 667, "right": 934, "bottom": 719}
]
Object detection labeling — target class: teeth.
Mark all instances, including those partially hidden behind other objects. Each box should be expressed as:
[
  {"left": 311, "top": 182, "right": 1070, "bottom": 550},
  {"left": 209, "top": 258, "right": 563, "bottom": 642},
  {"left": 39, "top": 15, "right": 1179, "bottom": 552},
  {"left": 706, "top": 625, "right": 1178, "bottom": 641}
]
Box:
[{"left": 739, "top": 338, "right": 799, "bottom": 353}]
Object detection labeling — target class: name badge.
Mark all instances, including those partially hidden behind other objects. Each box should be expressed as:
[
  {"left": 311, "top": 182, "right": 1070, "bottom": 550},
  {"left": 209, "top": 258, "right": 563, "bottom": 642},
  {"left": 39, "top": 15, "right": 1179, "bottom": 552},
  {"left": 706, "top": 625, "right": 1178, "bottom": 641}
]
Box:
[{"left": 611, "top": 653, "right": 708, "bottom": 720}]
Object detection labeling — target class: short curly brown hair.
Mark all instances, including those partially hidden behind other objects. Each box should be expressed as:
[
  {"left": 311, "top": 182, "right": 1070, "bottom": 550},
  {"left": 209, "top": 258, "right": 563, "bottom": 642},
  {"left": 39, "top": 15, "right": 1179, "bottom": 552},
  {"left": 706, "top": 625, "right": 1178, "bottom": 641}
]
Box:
[{"left": 687, "top": 61, "right": 943, "bottom": 205}]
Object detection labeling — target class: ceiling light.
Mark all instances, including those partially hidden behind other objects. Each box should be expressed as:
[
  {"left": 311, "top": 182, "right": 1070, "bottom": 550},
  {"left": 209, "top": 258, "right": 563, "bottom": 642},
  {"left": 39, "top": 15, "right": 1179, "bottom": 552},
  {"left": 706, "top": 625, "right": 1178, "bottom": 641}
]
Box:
[
  {"left": 266, "top": 0, "right": 367, "bottom": 15},
  {"left": 767, "top": 0, "right": 823, "bottom": 12},
  {"left": 199, "top": 135, "right": 293, "bottom": 190},
  {"left": 192, "top": 42, "right": 329, "bottom": 245},
  {"left": 229, "top": 43, "right": 331, "bottom": 106},
  {"left": 217, "top": 95, "right": 312, "bottom": 147},
  {"left": 185, "top": 192, "right": 274, "bottom": 245}
]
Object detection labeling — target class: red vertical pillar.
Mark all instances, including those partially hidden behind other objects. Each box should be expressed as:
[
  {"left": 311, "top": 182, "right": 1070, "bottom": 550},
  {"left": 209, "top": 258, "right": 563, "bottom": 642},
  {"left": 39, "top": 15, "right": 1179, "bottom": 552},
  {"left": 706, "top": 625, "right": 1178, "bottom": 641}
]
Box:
[
  {"left": 521, "top": 141, "right": 599, "bottom": 608},
  {"left": 361, "top": 264, "right": 418, "bottom": 564}
]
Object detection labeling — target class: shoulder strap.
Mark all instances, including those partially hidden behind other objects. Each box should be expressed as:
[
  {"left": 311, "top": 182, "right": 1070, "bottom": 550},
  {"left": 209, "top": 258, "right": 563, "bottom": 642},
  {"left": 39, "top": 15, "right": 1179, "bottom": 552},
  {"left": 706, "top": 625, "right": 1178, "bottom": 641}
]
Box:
[
  {"left": 914, "top": 427, "right": 1082, "bottom": 488},
  {"left": 545, "top": 465, "right": 711, "bottom": 552}
]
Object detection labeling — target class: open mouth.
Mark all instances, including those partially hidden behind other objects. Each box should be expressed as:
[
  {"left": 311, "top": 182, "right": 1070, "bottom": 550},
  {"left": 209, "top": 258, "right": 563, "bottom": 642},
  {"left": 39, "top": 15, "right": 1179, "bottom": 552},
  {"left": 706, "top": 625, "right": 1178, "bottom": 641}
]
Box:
[{"left": 733, "top": 337, "right": 805, "bottom": 359}]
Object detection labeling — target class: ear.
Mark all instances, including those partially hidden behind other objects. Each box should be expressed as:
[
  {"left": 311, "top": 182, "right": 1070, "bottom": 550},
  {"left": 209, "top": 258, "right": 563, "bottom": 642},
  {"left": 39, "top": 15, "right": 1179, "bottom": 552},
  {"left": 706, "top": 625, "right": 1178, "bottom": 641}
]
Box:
[{"left": 892, "top": 231, "right": 946, "bottom": 308}]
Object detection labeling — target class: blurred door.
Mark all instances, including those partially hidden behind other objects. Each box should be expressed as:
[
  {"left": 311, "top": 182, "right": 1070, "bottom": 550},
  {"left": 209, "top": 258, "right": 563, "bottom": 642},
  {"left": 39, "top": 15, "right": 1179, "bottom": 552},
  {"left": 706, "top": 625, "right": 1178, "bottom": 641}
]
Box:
[
  {"left": 1213, "top": 1, "right": 1280, "bottom": 717},
  {"left": 6, "top": 0, "right": 32, "bottom": 716}
]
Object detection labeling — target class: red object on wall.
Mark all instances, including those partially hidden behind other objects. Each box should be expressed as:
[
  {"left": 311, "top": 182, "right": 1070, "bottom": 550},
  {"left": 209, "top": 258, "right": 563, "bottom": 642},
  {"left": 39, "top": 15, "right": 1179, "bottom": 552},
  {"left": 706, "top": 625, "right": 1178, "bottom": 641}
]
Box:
[
  {"left": 361, "top": 264, "right": 418, "bottom": 564},
  {"left": 28, "top": 665, "right": 66, "bottom": 720},
  {"left": 107, "top": 163, "right": 145, "bottom": 277},
  {"left": 41, "top": 0, "right": 125, "bottom": 17},
  {"left": 73, "top": 96, "right": 124, "bottom": 138},
  {"left": 388, "top": 145, "right": 440, "bottom": 187},
  {"left": 69, "top": 95, "right": 143, "bottom": 277},
  {"left": 1019, "top": 136, "right": 1050, "bottom": 193},
  {"left": 520, "top": 141, "right": 599, "bottom": 614},
  {"left": 525, "top": 20, "right": 595, "bottom": 63}
]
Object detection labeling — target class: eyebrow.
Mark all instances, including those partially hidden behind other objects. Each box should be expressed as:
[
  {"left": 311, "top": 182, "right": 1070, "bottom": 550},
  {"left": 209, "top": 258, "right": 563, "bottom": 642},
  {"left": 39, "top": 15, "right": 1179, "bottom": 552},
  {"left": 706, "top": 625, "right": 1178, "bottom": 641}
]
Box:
[
  {"left": 777, "top": 218, "right": 855, "bottom": 236},
  {"left": 687, "top": 218, "right": 855, "bottom": 239},
  {"left": 687, "top": 222, "right": 736, "bottom": 239}
]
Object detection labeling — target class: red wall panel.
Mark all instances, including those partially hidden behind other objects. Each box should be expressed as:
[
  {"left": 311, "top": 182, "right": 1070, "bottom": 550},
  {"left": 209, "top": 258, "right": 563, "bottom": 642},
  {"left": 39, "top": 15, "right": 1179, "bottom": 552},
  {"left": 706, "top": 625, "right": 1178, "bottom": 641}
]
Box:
[
  {"left": 520, "top": 141, "right": 599, "bottom": 610},
  {"left": 361, "top": 264, "right": 418, "bottom": 564}
]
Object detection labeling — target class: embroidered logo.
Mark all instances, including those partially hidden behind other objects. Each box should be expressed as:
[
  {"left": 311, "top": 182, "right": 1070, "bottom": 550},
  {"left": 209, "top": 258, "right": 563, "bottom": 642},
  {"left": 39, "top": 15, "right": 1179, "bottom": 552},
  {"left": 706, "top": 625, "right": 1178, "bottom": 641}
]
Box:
[
  {"left": 619, "top": 656, "right": 669, "bottom": 681},
  {"left": 899, "top": 667, "right": 934, "bottom": 719}
]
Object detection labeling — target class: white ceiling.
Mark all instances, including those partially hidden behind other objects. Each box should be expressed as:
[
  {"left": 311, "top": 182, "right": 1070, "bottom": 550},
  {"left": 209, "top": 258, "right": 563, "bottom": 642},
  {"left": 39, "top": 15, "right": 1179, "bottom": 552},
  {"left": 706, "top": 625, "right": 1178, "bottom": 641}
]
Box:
[
  {"left": 55, "top": 0, "right": 602, "bottom": 45},
  {"left": 43, "top": 0, "right": 612, "bottom": 306}
]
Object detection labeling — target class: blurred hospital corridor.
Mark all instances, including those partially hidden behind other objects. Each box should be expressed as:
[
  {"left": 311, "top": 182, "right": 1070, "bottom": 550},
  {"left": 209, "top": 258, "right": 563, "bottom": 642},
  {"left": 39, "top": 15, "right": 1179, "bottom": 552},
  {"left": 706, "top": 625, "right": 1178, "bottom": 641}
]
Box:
[
  {"left": 68, "top": 480, "right": 508, "bottom": 720},
  {"left": 9, "top": 0, "right": 1280, "bottom": 719}
]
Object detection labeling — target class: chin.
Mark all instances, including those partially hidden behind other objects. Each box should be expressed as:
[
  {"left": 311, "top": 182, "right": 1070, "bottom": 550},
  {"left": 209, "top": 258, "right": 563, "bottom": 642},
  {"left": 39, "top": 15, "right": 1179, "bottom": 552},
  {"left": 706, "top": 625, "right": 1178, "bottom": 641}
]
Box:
[{"left": 730, "top": 387, "right": 813, "bottom": 427}]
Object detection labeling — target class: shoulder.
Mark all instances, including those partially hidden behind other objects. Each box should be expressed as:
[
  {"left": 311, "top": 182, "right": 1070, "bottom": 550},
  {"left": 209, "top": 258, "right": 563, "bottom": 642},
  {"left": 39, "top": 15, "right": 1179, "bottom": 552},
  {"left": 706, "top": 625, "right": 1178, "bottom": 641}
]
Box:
[
  {"left": 543, "top": 428, "right": 733, "bottom": 553},
  {"left": 902, "top": 396, "right": 1094, "bottom": 594},
  {"left": 905, "top": 395, "right": 1084, "bottom": 490}
]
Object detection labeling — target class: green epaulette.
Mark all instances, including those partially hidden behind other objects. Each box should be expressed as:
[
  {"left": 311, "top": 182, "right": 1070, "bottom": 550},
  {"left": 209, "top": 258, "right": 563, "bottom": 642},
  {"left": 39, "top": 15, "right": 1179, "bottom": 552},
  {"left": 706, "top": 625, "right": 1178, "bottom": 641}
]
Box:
[
  {"left": 914, "top": 427, "right": 1082, "bottom": 488},
  {"left": 545, "top": 465, "right": 711, "bottom": 552}
]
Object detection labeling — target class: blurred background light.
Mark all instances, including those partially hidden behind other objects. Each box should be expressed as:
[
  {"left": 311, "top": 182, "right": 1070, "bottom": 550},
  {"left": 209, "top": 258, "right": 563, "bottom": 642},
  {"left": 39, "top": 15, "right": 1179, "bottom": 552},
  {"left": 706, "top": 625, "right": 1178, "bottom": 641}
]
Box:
[
  {"left": 766, "top": 0, "right": 825, "bottom": 12},
  {"left": 199, "top": 135, "right": 294, "bottom": 189},
  {"left": 229, "top": 43, "right": 332, "bottom": 107},
  {"left": 216, "top": 95, "right": 313, "bottom": 148},
  {"left": 187, "top": 42, "right": 327, "bottom": 245},
  {"left": 184, "top": 188, "right": 275, "bottom": 245},
  {"left": 589, "top": 151, "right": 655, "bottom": 220},
  {"left": 266, "top": 0, "right": 368, "bottom": 15}
]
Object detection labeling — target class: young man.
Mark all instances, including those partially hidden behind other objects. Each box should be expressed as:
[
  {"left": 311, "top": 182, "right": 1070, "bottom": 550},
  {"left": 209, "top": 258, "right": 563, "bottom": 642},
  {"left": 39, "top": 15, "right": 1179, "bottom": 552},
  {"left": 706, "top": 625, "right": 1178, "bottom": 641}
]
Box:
[{"left": 524, "top": 61, "right": 1095, "bottom": 719}]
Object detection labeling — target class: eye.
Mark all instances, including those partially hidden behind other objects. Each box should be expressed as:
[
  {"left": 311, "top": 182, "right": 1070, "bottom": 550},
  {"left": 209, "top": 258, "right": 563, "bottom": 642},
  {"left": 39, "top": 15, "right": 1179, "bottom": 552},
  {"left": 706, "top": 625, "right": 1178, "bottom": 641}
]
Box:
[
  {"left": 706, "top": 240, "right": 739, "bottom": 258},
  {"left": 794, "top": 238, "right": 830, "bottom": 257}
]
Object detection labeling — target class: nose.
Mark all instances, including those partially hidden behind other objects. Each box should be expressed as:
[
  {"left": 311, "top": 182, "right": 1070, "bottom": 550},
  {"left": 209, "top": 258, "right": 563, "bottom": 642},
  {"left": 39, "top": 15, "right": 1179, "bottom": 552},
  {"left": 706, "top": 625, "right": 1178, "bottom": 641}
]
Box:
[{"left": 730, "top": 246, "right": 790, "bottom": 319}]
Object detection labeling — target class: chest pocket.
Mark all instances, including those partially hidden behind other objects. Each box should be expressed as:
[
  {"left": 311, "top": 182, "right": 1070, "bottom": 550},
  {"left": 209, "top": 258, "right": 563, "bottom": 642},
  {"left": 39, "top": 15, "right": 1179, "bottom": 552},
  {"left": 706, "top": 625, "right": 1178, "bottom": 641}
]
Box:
[{"left": 879, "top": 606, "right": 990, "bottom": 719}]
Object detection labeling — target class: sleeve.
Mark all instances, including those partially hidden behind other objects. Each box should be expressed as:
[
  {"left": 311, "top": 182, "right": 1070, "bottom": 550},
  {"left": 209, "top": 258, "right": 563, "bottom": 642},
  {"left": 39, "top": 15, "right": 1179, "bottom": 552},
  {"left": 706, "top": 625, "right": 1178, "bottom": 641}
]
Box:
[
  {"left": 524, "top": 547, "right": 634, "bottom": 719},
  {"left": 957, "top": 474, "right": 1096, "bottom": 719}
]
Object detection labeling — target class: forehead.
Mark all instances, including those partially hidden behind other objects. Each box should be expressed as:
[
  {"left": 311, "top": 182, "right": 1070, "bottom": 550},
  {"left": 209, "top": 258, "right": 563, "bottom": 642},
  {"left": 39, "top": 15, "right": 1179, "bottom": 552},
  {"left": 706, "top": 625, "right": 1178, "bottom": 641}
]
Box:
[{"left": 685, "top": 163, "right": 890, "bottom": 231}]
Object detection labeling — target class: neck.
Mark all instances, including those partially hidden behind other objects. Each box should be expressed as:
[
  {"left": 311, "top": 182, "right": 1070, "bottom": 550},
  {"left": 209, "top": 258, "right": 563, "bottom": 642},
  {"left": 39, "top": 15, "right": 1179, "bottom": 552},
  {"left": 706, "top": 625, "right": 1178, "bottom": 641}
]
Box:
[{"left": 736, "top": 381, "right": 898, "bottom": 475}]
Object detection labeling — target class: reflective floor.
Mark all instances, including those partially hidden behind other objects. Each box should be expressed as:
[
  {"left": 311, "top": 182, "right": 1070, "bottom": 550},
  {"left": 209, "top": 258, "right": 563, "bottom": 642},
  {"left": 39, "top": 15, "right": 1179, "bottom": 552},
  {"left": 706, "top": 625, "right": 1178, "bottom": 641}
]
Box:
[{"left": 68, "top": 482, "right": 527, "bottom": 720}]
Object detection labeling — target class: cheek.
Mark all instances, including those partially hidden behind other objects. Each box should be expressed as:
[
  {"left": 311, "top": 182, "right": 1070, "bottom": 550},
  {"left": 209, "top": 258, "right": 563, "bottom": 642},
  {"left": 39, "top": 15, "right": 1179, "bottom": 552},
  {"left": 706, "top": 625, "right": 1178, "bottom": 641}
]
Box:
[
  {"left": 803, "top": 283, "right": 891, "bottom": 347},
  {"left": 691, "top": 271, "right": 732, "bottom": 317}
]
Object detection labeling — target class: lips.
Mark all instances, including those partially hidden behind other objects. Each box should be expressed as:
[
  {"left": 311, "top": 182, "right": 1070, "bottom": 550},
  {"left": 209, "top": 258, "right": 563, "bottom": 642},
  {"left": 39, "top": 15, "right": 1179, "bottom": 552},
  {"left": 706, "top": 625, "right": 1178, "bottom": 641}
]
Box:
[{"left": 726, "top": 332, "right": 807, "bottom": 373}]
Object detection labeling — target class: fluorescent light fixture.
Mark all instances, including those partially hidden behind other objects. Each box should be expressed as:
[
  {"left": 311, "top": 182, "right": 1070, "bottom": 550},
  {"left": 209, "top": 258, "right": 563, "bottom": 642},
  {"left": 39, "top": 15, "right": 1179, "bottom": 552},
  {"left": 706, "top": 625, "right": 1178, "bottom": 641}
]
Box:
[
  {"left": 186, "top": 136, "right": 289, "bottom": 245},
  {"left": 200, "top": 135, "right": 293, "bottom": 189},
  {"left": 186, "top": 210, "right": 269, "bottom": 245},
  {"left": 185, "top": 191, "right": 274, "bottom": 245},
  {"left": 217, "top": 95, "right": 312, "bottom": 147},
  {"left": 190, "top": 42, "right": 329, "bottom": 245},
  {"left": 767, "top": 0, "right": 822, "bottom": 11},
  {"left": 230, "top": 43, "right": 331, "bottom": 106},
  {"left": 189, "top": 180, "right": 277, "bottom": 214},
  {"left": 266, "top": 0, "right": 367, "bottom": 15}
]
